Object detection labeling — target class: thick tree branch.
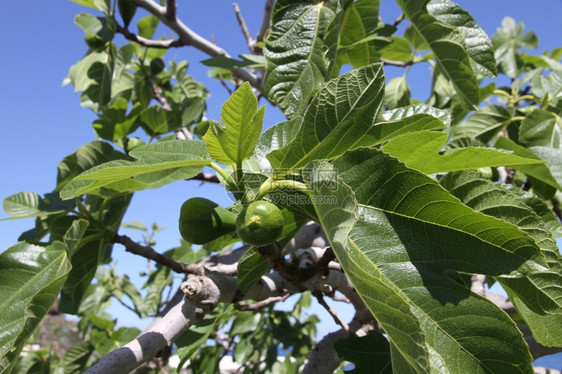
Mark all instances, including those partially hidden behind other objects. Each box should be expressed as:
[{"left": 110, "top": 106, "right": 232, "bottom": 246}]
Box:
[
  {"left": 131, "top": 0, "right": 263, "bottom": 94},
  {"left": 84, "top": 273, "right": 221, "bottom": 374},
  {"left": 165, "top": 0, "right": 176, "bottom": 21}
]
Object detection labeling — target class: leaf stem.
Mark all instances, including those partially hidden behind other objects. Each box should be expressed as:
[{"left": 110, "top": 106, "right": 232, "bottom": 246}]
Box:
[
  {"left": 210, "top": 162, "right": 237, "bottom": 189},
  {"left": 254, "top": 178, "right": 309, "bottom": 201}
]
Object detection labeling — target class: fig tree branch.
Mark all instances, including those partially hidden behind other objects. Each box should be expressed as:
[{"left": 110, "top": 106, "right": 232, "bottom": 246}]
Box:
[
  {"left": 233, "top": 3, "right": 254, "bottom": 53},
  {"left": 257, "top": 0, "right": 275, "bottom": 46},
  {"left": 116, "top": 25, "right": 185, "bottom": 49},
  {"left": 165, "top": 0, "right": 176, "bottom": 21},
  {"left": 131, "top": 0, "right": 264, "bottom": 94},
  {"left": 112, "top": 234, "right": 194, "bottom": 273}
]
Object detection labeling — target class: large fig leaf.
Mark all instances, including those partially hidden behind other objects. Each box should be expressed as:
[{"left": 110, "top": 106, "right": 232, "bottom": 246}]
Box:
[{"left": 305, "top": 159, "right": 534, "bottom": 373}]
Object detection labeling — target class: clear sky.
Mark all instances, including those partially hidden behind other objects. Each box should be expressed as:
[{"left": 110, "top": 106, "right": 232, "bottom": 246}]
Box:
[{"left": 1, "top": 0, "right": 561, "bottom": 368}]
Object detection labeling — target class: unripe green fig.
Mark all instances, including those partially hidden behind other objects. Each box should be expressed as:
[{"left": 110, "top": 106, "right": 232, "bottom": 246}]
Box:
[
  {"left": 236, "top": 201, "right": 284, "bottom": 246},
  {"left": 179, "top": 197, "right": 237, "bottom": 244}
]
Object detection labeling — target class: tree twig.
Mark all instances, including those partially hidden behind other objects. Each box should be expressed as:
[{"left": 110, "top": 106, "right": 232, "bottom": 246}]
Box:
[
  {"left": 116, "top": 25, "right": 185, "bottom": 49},
  {"left": 131, "top": 0, "right": 263, "bottom": 94},
  {"left": 188, "top": 172, "right": 221, "bottom": 184},
  {"left": 380, "top": 58, "right": 413, "bottom": 67},
  {"left": 256, "top": 0, "right": 275, "bottom": 45},
  {"left": 237, "top": 293, "right": 290, "bottom": 311},
  {"left": 112, "top": 234, "right": 193, "bottom": 274},
  {"left": 145, "top": 76, "right": 171, "bottom": 110},
  {"left": 233, "top": 3, "right": 254, "bottom": 52},
  {"left": 313, "top": 291, "right": 349, "bottom": 333}
]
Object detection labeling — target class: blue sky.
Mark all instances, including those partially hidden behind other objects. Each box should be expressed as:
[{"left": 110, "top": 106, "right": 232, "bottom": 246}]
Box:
[{"left": 1, "top": 0, "right": 562, "bottom": 367}]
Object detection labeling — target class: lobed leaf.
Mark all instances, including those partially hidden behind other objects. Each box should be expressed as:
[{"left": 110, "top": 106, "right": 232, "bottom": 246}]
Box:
[
  {"left": 492, "top": 17, "right": 538, "bottom": 78},
  {"left": 203, "top": 83, "right": 264, "bottom": 165},
  {"left": 310, "top": 152, "right": 542, "bottom": 372}
]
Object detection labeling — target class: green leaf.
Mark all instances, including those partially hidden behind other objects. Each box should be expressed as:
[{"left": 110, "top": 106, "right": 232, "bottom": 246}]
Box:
[
  {"left": 93, "top": 98, "right": 141, "bottom": 141},
  {"left": 440, "top": 171, "right": 562, "bottom": 312},
  {"left": 440, "top": 171, "right": 562, "bottom": 345},
  {"left": 142, "top": 265, "right": 172, "bottom": 316},
  {"left": 255, "top": 117, "right": 302, "bottom": 173},
  {"left": 237, "top": 247, "right": 270, "bottom": 294},
  {"left": 0, "top": 242, "right": 71, "bottom": 372},
  {"left": 334, "top": 147, "right": 553, "bottom": 285},
  {"left": 383, "top": 76, "right": 410, "bottom": 110},
  {"left": 62, "top": 342, "right": 94, "bottom": 374},
  {"left": 117, "top": 0, "right": 137, "bottom": 28},
  {"left": 75, "top": 13, "right": 114, "bottom": 45},
  {"left": 396, "top": 0, "right": 479, "bottom": 108},
  {"left": 495, "top": 137, "right": 562, "bottom": 190},
  {"left": 264, "top": 0, "right": 337, "bottom": 118},
  {"left": 2, "top": 192, "right": 75, "bottom": 220},
  {"left": 528, "top": 146, "right": 562, "bottom": 189},
  {"left": 337, "top": 0, "right": 394, "bottom": 68},
  {"left": 381, "top": 130, "right": 544, "bottom": 174},
  {"left": 519, "top": 109, "right": 561, "bottom": 148},
  {"left": 115, "top": 274, "right": 147, "bottom": 317},
  {"left": 267, "top": 63, "right": 385, "bottom": 171},
  {"left": 60, "top": 140, "right": 211, "bottom": 199},
  {"left": 383, "top": 103, "right": 451, "bottom": 125},
  {"left": 427, "top": 0, "right": 497, "bottom": 77},
  {"left": 324, "top": 151, "right": 542, "bottom": 372},
  {"left": 200, "top": 55, "right": 265, "bottom": 69},
  {"left": 334, "top": 332, "right": 391, "bottom": 374},
  {"left": 70, "top": 0, "right": 96, "bottom": 9},
  {"left": 83, "top": 57, "right": 115, "bottom": 106},
  {"left": 203, "top": 83, "right": 264, "bottom": 165},
  {"left": 63, "top": 219, "right": 90, "bottom": 256},
  {"left": 379, "top": 36, "right": 413, "bottom": 63},
  {"left": 304, "top": 162, "right": 429, "bottom": 372},
  {"left": 57, "top": 141, "right": 128, "bottom": 191},
  {"left": 137, "top": 15, "right": 159, "bottom": 39},
  {"left": 64, "top": 48, "right": 114, "bottom": 95},
  {"left": 449, "top": 104, "right": 514, "bottom": 142},
  {"left": 532, "top": 68, "right": 562, "bottom": 103},
  {"left": 492, "top": 17, "right": 538, "bottom": 78},
  {"left": 176, "top": 311, "right": 221, "bottom": 368}
]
